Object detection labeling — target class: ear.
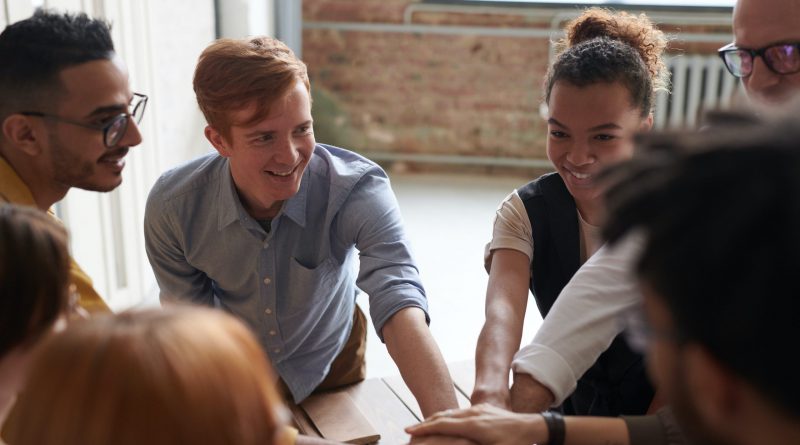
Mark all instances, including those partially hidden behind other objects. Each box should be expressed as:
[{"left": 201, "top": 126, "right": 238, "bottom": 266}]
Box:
[
  {"left": 640, "top": 113, "right": 654, "bottom": 132},
  {"left": 683, "top": 344, "right": 744, "bottom": 434},
  {"left": 2, "top": 114, "right": 43, "bottom": 156},
  {"left": 205, "top": 125, "right": 232, "bottom": 157}
]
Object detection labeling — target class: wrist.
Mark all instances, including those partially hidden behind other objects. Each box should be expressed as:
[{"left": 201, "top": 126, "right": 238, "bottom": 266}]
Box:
[
  {"left": 523, "top": 413, "right": 549, "bottom": 444},
  {"left": 512, "top": 372, "right": 555, "bottom": 405},
  {"left": 540, "top": 411, "right": 566, "bottom": 445}
]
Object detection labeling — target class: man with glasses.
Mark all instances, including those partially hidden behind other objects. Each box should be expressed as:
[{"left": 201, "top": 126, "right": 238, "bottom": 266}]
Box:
[
  {"left": 0, "top": 9, "right": 145, "bottom": 313},
  {"left": 478, "top": 0, "right": 800, "bottom": 420},
  {"left": 719, "top": 0, "right": 800, "bottom": 105}
]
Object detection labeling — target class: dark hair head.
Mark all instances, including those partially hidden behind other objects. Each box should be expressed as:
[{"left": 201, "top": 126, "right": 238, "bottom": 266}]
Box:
[
  {"left": 193, "top": 36, "right": 310, "bottom": 140},
  {"left": 603, "top": 108, "right": 800, "bottom": 417},
  {"left": 0, "top": 8, "right": 114, "bottom": 122},
  {"left": 0, "top": 204, "right": 71, "bottom": 357},
  {"left": 545, "top": 8, "right": 670, "bottom": 117}
]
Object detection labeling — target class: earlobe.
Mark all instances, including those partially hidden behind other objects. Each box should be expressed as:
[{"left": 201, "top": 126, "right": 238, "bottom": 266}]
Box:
[
  {"left": 2, "top": 114, "right": 42, "bottom": 156},
  {"left": 641, "top": 113, "right": 654, "bottom": 132},
  {"left": 205, "top": 125, "right": 231, "bottom": 157}
]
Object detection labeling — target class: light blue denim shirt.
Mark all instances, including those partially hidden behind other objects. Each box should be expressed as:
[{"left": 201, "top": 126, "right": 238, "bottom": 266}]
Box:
[{"left": 144, "top": 144, "right": 428, "bottom": 402}]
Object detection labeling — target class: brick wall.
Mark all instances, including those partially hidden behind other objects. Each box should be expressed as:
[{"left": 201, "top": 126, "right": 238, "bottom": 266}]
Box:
[{"left": 302, "top": 1, "right": 734, "bottom": 173}]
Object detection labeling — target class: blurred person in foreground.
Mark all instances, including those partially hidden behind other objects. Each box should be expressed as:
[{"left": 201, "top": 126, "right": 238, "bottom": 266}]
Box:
[
  {"left": 0, "top": 204, "right": 73, "bottom": 438},
  {"left": 7, "top": 307, "right": 299, "bottom": 445}
]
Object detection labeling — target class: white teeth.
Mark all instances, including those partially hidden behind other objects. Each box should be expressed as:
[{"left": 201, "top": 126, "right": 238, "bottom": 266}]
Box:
[
  {"left": 269, "top": 169, "right": 293, "bottom": 177},
  {"left": 571, "top": 171, "right": 590, "bottom": 180}
]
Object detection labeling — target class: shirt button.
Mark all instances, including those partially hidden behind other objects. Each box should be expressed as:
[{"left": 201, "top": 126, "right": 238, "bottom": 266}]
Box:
[
  {"left": 273, "top": 348, "right": 281, "bottom": 353},
  {"left": 269, "top": 330, "right": 276, "bottom": 336},
  {"left": 263, "top": 277, "right": 271, "bottom": 285},
  {"left": 265, "top": 308, "right": 273, "bottom": 315},
  {"left": 263, "top": 242, "right": 269, "bottom": 249}
]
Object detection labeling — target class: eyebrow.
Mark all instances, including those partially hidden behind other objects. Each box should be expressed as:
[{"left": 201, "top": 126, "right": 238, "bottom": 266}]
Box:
[
  {"left": 244, "top": 129, "right": 275, "bottom": 139},
  {"left": 547, "top": 117, "right": 622, "bottom": 132},
  {"left": 243, "top": 120, "right": 313, "bottom": 138},
  {"left": 86, "top": 104, "right": 128, "bottom": 118}
]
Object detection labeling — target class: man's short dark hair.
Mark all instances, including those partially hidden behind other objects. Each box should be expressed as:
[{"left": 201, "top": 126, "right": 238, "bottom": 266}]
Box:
[
  {"left": 603, "top": 108, "right": 800, "bottom": 418},
  {"left": 0, "top": 8, "right": 114, "bottom": 122}
]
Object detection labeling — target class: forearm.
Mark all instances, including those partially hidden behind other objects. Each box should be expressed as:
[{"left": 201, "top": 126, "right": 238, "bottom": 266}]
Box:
[
  {"left": 564, "top": 417, "right": 630, "bottom": 445},
  {"left": 473, "top": 306, "right": 524, "bottom": 398},
  {"left": 383, "top": 307, "right": 458, "bottom": 418},
  {"left": 473, "top": 249, "right": 530, "bottom": 404},
  {"left": 509, "top": 372, "right": 555, "bottom": 413}
]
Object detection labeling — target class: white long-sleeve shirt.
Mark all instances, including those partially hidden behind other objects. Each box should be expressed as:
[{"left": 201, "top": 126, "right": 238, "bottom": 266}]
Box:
[{"left": 511, "top": 234, "right": 645, "bottom": 405}]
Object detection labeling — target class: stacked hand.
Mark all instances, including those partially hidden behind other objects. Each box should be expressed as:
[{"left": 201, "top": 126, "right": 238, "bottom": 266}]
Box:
[{"left": 405, "top": 404, "right": 546, "bottom": 445}]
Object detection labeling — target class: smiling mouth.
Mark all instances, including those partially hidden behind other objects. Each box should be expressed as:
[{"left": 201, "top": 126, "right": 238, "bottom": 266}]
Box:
[
  {"left": 565, "top": 167, "right": 591, "bottom": 180},
  {"left": 266, "top": 165, "right": 297, "bottom": 177},
  {"left": 99, "top": 148, "right": 129, "bottom": 164}
]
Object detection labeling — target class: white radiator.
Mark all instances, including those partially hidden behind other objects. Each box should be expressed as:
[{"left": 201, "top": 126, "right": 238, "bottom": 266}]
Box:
[{"left": 655, "top": 54, "right": 741, "bottom": 129}]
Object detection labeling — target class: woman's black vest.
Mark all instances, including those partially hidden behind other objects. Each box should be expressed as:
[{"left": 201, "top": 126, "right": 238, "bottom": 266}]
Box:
[{"left": 517, "top": 172, "right": 654, "bottom": 416}]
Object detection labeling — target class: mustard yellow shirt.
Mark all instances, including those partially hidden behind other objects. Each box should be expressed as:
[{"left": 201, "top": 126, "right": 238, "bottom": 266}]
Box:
[{"left": 0, "top": 156, "right": 110, "bottom": 313}]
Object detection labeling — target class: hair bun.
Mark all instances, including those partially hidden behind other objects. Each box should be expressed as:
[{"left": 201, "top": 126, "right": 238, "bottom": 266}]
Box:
[{"left": 560, "top": 8, "right": 668, "bottom": 89}]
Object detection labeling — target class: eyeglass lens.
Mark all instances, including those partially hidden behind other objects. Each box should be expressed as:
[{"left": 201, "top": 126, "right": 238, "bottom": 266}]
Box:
[
  {"left": 765, "top": 45, "right": 800, "bottom": 74},
  {"left": 724, "top": 44, "right": 800, "bottom": 77},
  {"left": 104, "top": 95, "right": 147, "bottom": 147}
]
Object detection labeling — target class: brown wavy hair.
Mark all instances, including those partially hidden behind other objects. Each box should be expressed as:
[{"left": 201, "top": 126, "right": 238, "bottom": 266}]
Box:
[
  {"left": 545, "top": 7, "right": 670, "bottom": 116},
  {"left": 0, "top": 204, "right": 70, "bottom": 357},
  {"left": 193, "top": 36, "right": 310, "bottom": 139},
  {"left": 8, "top": 307, "right": 289, "bottom": 445}
]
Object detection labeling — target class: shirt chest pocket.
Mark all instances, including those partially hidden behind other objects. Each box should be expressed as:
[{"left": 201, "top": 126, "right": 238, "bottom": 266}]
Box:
[{"left": 282, "top": 257, "right": 340, "bottom": 316}]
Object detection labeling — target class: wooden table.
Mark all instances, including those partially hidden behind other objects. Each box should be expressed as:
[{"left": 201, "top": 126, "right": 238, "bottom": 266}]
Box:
[{"left": 289, "top": 360, "right": 475, "bottom": 444}]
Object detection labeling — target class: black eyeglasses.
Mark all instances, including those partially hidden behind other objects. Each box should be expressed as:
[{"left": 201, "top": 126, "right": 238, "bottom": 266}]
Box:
[
  {"left": 20, "top": 92, "right": 148, "bottom": 148},
  {"left": 718, "top": 42, "right": 800, "bottom": 78}
]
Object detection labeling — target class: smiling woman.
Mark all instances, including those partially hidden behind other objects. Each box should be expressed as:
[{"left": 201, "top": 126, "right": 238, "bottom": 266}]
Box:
[{"left": 473, "top": 7, "right": 669, "bottom": 417}]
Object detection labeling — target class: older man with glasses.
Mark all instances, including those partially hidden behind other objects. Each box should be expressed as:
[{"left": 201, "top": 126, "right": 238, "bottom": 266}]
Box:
[
  {"left": 719, "top": 0, "right": 800, "bottom": 104},
  {"left": 0, "top": 9, "right": 145, "bottom": 313}
]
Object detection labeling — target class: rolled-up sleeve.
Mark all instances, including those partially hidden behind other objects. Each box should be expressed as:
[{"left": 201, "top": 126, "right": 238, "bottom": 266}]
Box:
[
  {"left": 512, "top": 234, "right": 645, "bottom": 405},
  {"left": 339, "top": 170, "right": 428, "bottom": 340}
]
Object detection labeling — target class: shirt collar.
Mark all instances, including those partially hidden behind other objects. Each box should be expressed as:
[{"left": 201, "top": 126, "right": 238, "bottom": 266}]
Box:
[
  {"left": 282, "top": 166, "right": 309, "bottom": 228},
  {"left": 217, "top": 160, "right": 244, "bottom": 230},
  {"left": 0, "top": 156, "right": 37, "bottom": 206},
  {"left": 216, "top": 158, "right": 310, "bottom": 230}
]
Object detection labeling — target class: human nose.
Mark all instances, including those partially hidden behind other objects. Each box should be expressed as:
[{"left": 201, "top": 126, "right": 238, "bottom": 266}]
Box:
[
  {"left": 566, "top": 141, "right": 594, "bottom": 166},
  {"left": 119, "top": 116, "right": 143, "bottom": 148},
  {"left": 744, "top": 55, "right": 780, "bottom": 97},
  {"left": 273, "top": 137, "right": 300, "bottom": 165}
]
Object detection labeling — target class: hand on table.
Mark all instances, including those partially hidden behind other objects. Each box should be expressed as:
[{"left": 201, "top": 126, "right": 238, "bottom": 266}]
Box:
[{"left": 405, "top": 404, "right": 544, "bottom": 445}]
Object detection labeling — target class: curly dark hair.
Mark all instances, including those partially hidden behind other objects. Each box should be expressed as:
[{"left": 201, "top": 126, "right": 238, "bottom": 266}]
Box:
[{"left": 545, "top": 8, "right": 670, "bottom": 117}]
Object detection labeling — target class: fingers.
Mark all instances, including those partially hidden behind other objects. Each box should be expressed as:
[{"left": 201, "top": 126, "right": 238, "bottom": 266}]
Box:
[
  {"left": 426, "top": 407, "right": 474, "bottom": 422},
  {"left": 406, "top": 418, "right": 464, "bottom": 437}
]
